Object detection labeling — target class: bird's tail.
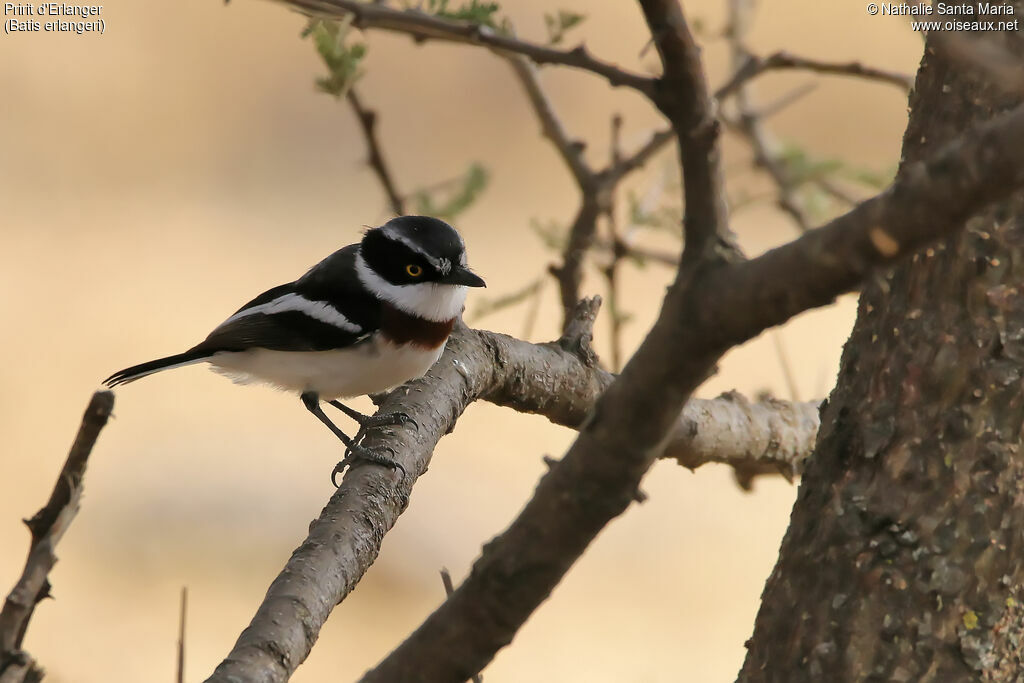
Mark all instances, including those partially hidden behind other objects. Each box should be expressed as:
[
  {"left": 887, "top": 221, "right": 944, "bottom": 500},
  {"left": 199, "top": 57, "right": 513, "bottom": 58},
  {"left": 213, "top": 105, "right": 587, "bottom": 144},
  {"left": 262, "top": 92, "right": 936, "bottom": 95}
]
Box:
[{"left": 104, "top": 349, "right": 212, "bottom": 387}]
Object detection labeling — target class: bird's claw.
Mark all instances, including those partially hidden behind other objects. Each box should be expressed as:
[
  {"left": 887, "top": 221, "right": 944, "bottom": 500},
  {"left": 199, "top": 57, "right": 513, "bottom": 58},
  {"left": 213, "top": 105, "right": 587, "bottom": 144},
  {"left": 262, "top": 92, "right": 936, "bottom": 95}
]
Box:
[{"left": 332, "top": 444, "right": 406, "bottom": 487}]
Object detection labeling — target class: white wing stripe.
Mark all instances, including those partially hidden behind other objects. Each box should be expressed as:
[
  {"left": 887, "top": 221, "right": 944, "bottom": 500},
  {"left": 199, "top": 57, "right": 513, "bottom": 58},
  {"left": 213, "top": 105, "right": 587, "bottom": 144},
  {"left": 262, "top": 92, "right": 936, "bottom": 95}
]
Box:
[{"left": 223, "top": 293, "right": 362, "bottom": 332}]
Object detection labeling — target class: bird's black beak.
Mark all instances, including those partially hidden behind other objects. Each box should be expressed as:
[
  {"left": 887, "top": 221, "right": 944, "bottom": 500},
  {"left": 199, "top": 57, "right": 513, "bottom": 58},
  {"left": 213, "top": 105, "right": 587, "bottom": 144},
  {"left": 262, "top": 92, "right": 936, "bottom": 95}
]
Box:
[{"left": 440, "top": 266, "right": 486, "bottom": 288}]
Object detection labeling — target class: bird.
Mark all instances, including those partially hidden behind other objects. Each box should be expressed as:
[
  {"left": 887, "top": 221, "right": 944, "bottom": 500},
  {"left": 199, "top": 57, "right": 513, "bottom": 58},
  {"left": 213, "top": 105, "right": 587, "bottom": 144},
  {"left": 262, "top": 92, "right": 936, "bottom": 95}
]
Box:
[{"left": 104, "top": 215, "right": 485, "bottom": 480}]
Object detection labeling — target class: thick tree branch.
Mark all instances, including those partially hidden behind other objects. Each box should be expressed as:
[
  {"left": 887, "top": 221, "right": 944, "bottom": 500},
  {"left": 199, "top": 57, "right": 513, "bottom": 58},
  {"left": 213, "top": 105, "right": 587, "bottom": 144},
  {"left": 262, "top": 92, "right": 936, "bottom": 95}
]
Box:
[
  {"left": 702, "top": 102, "right": 1024, "bottom": 350},
  {"left": 346, "top": 87, "right": 405, "bottom": 215},
  {"left": 204, "top": 314, "right": 818, "bottom": 682},
  {"left": 218, "top": 5, "right": 1024, "bottom": 682},
  {"left": 0, "top": 391, "right": 114, "bottom": 682},
  {"left": 275, "top": 0, "right": 656, "bottom": 97},
  {"left": 209, "top": 79, "right": 1024, "bottom": 672},
  {"left": 361, "top": 99, "right": 1024, "bottom": 683}
]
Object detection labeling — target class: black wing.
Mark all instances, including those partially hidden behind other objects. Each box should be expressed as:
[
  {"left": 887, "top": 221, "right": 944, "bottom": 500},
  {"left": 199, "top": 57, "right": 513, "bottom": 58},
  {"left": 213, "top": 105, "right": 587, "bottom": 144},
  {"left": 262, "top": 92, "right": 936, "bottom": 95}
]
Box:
[{"left": 189, "top": 245, "right": 381, "bottom": 354}]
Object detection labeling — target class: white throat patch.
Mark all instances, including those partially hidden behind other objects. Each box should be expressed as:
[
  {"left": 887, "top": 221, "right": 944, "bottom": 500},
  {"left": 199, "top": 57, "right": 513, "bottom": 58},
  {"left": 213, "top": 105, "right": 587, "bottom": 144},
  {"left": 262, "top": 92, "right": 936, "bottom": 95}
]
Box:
[{"left": 355, "top": 252, "right": 467, "bottom": 322}]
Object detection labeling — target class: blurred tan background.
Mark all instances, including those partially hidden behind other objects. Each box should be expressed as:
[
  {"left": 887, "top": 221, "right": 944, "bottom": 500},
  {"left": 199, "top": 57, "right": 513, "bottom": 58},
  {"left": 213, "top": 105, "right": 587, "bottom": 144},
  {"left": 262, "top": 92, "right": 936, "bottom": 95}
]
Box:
[{"left": 0, "top": 2, "right": 921, "bottom": 681}]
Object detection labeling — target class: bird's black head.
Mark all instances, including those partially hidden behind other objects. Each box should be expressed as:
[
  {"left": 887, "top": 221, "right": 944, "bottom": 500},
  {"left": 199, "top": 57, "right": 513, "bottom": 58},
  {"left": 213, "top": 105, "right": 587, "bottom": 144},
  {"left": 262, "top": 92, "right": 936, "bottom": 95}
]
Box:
[{"left": 359, "top": 216, "right": 485, "bottom": 288}]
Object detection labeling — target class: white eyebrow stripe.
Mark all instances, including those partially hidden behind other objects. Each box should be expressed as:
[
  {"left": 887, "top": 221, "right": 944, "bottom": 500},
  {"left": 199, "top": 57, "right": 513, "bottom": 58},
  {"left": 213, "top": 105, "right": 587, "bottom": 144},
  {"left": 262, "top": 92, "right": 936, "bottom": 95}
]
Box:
[
  {"left": 222, "top": 293, "right": 362, "bottom": 332},
  {"left": 380, "top": 225, "right": 448, "bottom": 271}
]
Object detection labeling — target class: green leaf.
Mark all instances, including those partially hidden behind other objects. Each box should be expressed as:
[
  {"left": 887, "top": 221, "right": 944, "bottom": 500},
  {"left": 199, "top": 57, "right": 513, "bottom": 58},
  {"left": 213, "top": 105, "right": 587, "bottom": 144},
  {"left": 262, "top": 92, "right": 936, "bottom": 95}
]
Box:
[
  {"left": 778, "top": 141, "right": 895, "bottom": 190},
  {"left": 425, "top": 0, "right": 508, "bottom": 31},
  {"left": 543, "top": 9, "right": 585, "bottom": 44},
  {"left": 306, "top": 19, "right": 367, "bottom": 98},
  {"left": 412, "top": 163, "right": 489, "bottom": 221}
]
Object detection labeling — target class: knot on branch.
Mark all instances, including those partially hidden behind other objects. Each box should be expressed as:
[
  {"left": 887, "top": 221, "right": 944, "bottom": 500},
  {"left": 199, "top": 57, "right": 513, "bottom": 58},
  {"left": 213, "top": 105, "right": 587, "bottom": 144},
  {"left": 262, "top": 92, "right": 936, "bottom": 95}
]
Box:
[{"left": 557, "top": 296, "right": 601, "bottom": 366}]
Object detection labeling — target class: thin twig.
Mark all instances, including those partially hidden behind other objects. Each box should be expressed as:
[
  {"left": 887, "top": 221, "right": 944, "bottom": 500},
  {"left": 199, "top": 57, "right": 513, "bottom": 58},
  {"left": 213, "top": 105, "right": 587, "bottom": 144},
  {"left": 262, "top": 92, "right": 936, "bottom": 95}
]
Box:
[
  {"left": 507, "top": 56, "right": 592, "bottom": 188},
  {"left": 604, "top": 114, "right": 626, "bottom": 371},
  {"left": 753, "top": 82, "right": 817, "bottom": 120},
  {"left": 0, "top": 391, "right": 115, "bottom": 681},
  {"left": 640, "top": 0, "right": 736, "bottom": 259},
  {"left": 550, "top": 197, "right": 604, "bottom": 328},
  {"left": 601, "top": 128, "right": 675, "bottom": 184},
  {"left": 274, "top": 0, "right": 657, "bottom": 97},
  {"left": 177, "top": 587, "right": 188, "bottom": 683},
  {"left": 506, "top": 53, "right": 604, "bottom": 331},
  {"left": 724, "top": 0, "right": 813, "bottom": 233},
  {"left": 346, "top": 87, "right": 405, "bottom": 215},
  {"left": 592, "top": 237, "right": 679, "bottom": 267},
  {"left": 714, "top": 50, "right": 914, "bottom": 102}
]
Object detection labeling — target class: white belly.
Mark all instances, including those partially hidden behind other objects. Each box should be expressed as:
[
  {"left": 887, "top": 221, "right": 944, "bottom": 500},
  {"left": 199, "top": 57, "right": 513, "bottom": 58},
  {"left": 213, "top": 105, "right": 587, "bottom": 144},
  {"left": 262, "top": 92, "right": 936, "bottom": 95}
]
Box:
[{"left": 207, "top": 336, "right": 445, "bottom": 399}]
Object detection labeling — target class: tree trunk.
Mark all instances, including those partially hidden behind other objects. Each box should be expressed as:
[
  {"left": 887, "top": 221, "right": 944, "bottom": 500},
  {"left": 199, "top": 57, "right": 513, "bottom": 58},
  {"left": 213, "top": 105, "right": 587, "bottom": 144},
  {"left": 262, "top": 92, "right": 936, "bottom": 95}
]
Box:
[{"left": 739, "top": 11, "right": 1024, "bottom": 682}]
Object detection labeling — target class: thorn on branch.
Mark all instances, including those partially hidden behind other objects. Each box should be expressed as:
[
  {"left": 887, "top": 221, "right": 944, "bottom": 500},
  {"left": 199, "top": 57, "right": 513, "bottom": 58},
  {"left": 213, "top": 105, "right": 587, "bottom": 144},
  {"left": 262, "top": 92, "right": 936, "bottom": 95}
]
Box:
[
  {"left": 439, "top": 569, "right": 483, "bottom": 683},
  {"left": 557, "top": 296, "right": 601, "bottom": 366}
]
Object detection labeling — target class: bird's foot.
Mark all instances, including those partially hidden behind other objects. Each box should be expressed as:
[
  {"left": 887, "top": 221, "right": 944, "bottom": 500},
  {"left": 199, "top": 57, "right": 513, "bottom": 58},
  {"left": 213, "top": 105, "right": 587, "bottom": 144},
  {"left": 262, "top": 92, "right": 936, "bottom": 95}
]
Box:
[
  {"left": 327, "top": 401, "right": 418, "bottom": 441},
  {"left": 353, "top": 411, "right": 418, "bottom": 442},
  {"left": 332, "top": 444, "right": 406, "bottom": 487}
]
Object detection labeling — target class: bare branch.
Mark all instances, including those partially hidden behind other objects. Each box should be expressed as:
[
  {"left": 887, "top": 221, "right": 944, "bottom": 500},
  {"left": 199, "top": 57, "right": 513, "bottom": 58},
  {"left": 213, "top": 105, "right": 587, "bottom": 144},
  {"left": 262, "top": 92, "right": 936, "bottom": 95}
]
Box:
[
  {"left": 639, "top": 0, "right": 734, "bottom": 258},
  {"left": 346, "top": 87, "right": 405, "bottom": 215},
  {"left": 177, "top": 587, "right": 187, "bottom": 683},
  {"left": 0, "top": 391, "right": 114, "bottom": 681},
  {"left": 669, "top": 391, "right": 817, "bottom": 480},
  {"left": 550, "top": 197, "right": 604, "bottom": 328},
  {"left": 507, "top": 56, "right": 592, "bottom": 189},
  {"left": 206, "top": 6, "right": 1024, "bottom": 682},
  {"left": 205, "top": 315, "right": 820, "bottom": 681},
  {"left": 601, "top": 127, "right": 674, "bottom": 184},
  {"left": 603, "top": 115, "right": 627, "bottom": 371},
  {"left": 507, "top": 56, "right": 673, "bottom": 330},
  {"left": 274, "top": 0, "right": 656, "bottom": 97},
  {"left": 360, "top": 97, "right": 1024, "bottom": 683},
  {"left": 293, "top": 1, "right": 676, "bottom": 328},
  {"left": 714, "top": 50, "right": 914, "bottom": 103},
  {"left": 593, "top": 236, "right": 679, "bottom": 267},
  {"left": 724, "top": 0, "right": 813, "bottom": 233}
]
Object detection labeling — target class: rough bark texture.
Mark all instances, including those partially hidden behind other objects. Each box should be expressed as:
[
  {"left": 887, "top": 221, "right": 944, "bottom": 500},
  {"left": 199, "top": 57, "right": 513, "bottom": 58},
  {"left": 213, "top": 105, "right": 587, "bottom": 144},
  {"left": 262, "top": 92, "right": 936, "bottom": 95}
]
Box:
[
  {"left": 204, "top": 316, "right": 816, "bottom": 682},
  {"left": 740, "top": 11, "right": 1024, "bottom": 682}
]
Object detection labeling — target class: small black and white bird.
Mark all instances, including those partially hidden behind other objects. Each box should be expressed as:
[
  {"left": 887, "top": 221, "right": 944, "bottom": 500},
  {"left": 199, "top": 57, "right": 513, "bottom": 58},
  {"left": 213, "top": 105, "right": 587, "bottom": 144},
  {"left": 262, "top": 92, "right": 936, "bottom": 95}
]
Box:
[{"left": 104, "top": 215, "right": 485, "bottom": 475}]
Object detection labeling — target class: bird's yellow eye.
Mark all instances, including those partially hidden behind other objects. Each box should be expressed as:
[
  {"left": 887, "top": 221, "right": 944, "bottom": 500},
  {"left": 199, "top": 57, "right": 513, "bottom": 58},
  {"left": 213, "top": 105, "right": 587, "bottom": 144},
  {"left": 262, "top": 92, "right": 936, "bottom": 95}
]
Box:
[{"left": 406, "top": 264, "right": 423, "bottom": 277}]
